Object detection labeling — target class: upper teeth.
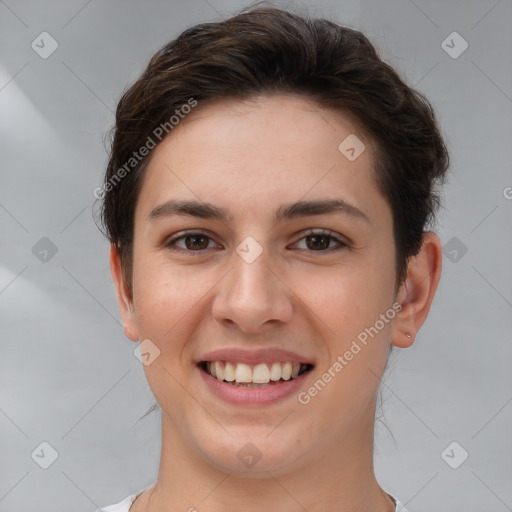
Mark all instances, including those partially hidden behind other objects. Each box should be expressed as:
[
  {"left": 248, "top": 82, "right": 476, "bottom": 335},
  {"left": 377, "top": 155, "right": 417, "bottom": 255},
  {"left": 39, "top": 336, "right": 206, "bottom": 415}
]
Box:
[{"left": 206, "top": 361, "right": 304, "bottom": 383}]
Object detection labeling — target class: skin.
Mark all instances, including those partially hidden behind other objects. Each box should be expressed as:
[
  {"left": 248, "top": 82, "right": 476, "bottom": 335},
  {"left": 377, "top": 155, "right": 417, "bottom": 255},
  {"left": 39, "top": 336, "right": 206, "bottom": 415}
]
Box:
[{"left": 110, "top": 94, "right": 442, "bottom": 512}]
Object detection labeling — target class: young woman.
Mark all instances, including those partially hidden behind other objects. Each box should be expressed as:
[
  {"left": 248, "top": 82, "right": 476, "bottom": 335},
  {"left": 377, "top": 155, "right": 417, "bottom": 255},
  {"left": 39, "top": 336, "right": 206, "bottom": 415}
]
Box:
[{"left": 96, "top": 6, "right": 448, "bottom": 512}]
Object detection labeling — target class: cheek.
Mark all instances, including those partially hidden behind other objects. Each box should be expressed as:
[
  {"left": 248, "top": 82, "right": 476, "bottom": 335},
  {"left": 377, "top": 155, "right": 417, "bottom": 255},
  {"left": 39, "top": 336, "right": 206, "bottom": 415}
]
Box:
[
  {"left": 131, "top": 257, "right": 214, "bottom": 343},
  {"left": 301, "top": 270, "right": 393, "bottom": 407},
  {"left": 296, "top": 259, "right": 394, "bottom": 358}
]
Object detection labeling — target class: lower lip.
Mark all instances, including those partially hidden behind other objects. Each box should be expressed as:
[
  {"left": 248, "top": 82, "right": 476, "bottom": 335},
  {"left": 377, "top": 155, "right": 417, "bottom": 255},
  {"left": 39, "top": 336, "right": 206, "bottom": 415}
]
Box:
[{"left": 198, "top": 365, "right": 311, "bottom": 405}]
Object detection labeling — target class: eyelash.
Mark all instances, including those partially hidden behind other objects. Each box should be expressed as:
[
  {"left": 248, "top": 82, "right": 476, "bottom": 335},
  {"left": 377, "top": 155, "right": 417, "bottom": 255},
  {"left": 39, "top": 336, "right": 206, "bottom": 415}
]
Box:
[{"left": 163, "top": 229, "right": 349, "bottom": 255}]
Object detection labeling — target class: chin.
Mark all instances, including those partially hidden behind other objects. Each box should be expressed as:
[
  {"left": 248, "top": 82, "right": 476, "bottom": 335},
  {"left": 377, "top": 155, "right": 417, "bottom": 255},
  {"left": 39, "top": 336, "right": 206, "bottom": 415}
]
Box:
[{"left": 199, "top": 427, "right": 307, "bottom": 475}]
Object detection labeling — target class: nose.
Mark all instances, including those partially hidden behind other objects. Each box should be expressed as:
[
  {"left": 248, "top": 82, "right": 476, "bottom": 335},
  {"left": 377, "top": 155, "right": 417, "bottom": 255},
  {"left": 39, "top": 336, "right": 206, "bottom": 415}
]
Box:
[{"left": 211, "top": 245, "right": 294, "bottom": 334}]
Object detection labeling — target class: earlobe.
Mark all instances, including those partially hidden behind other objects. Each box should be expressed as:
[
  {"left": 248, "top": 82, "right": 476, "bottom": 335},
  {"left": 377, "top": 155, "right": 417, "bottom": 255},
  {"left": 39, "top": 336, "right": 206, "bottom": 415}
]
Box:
[
  {"left": 109, "top": 244, "right": 139, "bottom": 342},
  {"left": 391, "top": 232, "right": 442, "bottom": 348}
]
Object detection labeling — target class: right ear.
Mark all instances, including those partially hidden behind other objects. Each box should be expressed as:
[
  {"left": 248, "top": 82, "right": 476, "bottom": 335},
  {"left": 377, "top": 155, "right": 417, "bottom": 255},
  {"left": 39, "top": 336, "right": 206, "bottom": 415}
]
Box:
[{"left": 109, "top": 244, "right": 139, "bottom": 342}]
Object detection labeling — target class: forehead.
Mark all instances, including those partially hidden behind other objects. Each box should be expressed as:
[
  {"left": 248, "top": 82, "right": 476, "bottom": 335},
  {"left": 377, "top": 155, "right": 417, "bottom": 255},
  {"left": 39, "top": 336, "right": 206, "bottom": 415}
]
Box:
[{"left": 135, "top": 94, "right": 391, "bottom": 230}]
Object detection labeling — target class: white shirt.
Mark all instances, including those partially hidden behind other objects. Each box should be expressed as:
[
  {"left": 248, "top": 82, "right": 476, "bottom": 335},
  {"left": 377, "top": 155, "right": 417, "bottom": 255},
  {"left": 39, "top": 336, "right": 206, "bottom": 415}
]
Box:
[{"left": 95, "top": 487, "right": 409, "bottom": 511}]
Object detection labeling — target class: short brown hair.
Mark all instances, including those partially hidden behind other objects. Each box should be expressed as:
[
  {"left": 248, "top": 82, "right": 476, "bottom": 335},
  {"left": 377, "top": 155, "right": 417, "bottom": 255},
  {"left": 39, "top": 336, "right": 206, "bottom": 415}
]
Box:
[{"left": 99, "top": 5, "right": 449, "bottom": 296}]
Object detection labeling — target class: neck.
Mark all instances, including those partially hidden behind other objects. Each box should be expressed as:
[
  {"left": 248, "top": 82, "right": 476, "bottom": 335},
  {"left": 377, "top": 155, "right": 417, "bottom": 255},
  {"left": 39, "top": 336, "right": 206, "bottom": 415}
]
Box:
[{"left": 142, "top": 406, "right": 395, "bottom": 512}]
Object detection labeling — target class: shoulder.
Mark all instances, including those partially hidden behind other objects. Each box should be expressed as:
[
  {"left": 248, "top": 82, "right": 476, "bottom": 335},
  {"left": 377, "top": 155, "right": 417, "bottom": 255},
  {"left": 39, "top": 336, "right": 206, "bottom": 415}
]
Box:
[
  {"left": 94, "top": 493, "right": 136, "bottom": 512},
  {"left": 94, "top": 484, "right": 154, "bottom": 512},
  {"left": 392, "top": 497, "right": 409, "bottom": 511}
]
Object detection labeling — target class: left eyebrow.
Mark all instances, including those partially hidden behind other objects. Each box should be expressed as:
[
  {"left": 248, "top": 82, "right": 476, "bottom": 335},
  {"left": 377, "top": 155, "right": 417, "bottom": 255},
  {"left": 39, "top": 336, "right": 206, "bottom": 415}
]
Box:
[
  {"left": 146, "top": 198, "right": 370, "bottom": 224},
  {"left": 274, "top": 198, "right": 370, "bottom": 224}
]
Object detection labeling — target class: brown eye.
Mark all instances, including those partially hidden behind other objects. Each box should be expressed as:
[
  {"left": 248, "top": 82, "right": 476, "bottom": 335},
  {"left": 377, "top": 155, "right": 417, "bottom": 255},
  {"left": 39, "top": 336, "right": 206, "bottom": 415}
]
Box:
[
  {"left": 292, "top": 229, "right": 349, "bottom": 253},
  {"left": 305, "top": 234, "right": 331, "bottom": 250},
  {"left": 165, "top": 231, "right": 220, "bottom": 253},
  {"left": 183, "top": 234, "right": 210, "bottom": 250}
]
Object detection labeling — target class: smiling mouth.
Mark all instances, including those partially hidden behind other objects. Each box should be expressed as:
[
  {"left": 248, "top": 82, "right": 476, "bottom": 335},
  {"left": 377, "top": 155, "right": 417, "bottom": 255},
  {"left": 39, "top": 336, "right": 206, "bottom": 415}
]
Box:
[{"left": 198, "top": 361, "right": 314, "bottom": 388}]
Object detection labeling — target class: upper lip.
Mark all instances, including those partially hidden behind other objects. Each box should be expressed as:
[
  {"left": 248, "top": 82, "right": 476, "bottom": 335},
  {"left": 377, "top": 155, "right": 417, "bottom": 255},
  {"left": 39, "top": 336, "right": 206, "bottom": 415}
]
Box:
[{"left": 197, "top": 347, "right": 315, "bottom": 366}]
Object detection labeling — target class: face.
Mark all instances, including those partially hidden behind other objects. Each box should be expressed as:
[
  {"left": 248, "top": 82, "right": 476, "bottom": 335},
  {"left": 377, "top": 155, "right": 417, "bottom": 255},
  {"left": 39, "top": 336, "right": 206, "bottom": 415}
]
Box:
[{"left": 115, "top": 94, "right": 403, "bottom": 474}]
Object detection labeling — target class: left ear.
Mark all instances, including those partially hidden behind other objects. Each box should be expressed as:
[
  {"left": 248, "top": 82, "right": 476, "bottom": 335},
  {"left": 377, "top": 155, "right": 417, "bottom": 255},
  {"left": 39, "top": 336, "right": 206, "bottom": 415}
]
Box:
[{"left": 391, "top": 231, "right": 443, "bottom": 348}]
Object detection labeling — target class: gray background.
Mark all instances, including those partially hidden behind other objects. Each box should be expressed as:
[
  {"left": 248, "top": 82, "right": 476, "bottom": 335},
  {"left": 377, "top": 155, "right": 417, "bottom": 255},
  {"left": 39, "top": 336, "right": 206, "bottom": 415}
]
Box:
[{"left": 1, "top": 0, "right": 511, "bottom": 511}]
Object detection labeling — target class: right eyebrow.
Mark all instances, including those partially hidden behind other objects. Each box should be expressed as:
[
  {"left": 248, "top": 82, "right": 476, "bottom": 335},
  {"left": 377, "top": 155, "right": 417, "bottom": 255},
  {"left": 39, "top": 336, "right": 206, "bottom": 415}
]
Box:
[{"left": 147, "top": 199, "right": 232, "bottom": 222}]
